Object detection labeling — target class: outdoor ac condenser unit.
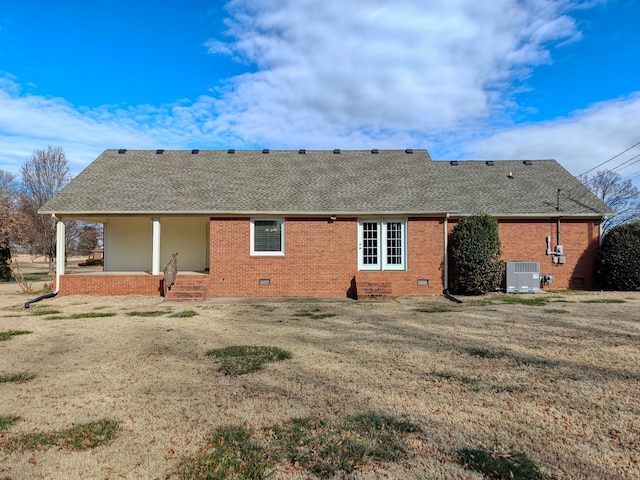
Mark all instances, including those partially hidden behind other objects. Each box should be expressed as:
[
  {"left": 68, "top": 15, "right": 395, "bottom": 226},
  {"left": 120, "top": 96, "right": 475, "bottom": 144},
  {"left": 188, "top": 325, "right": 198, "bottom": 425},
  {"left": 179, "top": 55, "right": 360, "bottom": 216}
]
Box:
[{"left": 506, "top": 261, "right": 541, "bottom": 293}]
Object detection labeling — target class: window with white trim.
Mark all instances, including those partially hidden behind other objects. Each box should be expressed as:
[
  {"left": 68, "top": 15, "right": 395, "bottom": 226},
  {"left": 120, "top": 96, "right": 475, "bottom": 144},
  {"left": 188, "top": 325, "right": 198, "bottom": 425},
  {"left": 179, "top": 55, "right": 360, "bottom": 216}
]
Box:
[
  {"left": 358, "top": 219, "right": 406, "bottom": 270},
  {"left": 251, "top": 219, "right": 284, "bottom": 255}
]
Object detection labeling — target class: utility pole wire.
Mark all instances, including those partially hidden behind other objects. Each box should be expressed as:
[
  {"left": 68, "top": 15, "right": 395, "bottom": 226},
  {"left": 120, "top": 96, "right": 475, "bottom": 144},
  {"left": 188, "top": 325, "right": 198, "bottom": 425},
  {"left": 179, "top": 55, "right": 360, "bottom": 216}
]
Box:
[{"left": 578, "top": 139, "right": 640, "bottom": 177}]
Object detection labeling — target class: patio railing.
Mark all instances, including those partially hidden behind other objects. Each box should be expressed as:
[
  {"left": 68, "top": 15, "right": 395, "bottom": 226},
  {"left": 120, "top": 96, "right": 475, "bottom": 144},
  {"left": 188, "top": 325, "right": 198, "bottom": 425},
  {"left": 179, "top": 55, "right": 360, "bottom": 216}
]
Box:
[{"left": 163, "top": 252, "right": 178, "bottom": 296}]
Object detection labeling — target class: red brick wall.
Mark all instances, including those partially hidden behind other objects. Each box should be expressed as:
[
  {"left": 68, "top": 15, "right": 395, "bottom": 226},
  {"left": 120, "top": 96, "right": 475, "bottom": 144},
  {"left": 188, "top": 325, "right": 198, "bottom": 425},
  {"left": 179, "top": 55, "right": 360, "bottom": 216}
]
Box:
[
  {"left": 58, "top": 275, "right": 164, "bottom": 296},
  {"left": 56, "top": 216, "right": 601, "bottom": 298},
  {"left": 498, "top": 219, "right": 600, "bottom": 289},
  {"left": 208, "top": 217, "right": 444, "bottom": 298}
]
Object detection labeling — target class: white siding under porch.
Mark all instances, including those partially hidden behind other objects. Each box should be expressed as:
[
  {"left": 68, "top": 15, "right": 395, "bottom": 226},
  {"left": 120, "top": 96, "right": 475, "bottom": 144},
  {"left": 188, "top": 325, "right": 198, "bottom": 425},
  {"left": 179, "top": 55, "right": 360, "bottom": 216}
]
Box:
[{"left": 104, "top": 217, "right": 209, "bottom": 272}]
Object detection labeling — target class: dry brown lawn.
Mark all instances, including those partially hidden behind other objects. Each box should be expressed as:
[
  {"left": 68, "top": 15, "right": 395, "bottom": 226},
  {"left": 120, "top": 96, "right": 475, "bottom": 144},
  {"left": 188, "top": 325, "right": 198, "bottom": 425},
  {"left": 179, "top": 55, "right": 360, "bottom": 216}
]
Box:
[{"left": 0, "top": 268, "right": 638, "bottom": 479}]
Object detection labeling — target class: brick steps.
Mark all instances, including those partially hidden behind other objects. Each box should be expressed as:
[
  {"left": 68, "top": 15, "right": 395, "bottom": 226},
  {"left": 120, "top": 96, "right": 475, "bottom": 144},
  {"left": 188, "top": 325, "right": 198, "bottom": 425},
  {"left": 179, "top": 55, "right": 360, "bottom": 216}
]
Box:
[
  {"left": 357, "top": 281, "right": 393, "bottom": 301},
  {"left": 165, "top": 276, "right": 209, "bottom": 302}
]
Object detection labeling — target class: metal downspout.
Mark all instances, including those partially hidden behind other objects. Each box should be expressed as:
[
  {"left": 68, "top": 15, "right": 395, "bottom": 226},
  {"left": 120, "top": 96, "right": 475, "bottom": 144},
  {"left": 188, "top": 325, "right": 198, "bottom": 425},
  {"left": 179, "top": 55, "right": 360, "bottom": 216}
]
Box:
[
  {"left": 442, "top": 213, "right": 462, "bottom": 303},
  {"left": 25, "top": 214, "right": 62, "bottom": 308}
]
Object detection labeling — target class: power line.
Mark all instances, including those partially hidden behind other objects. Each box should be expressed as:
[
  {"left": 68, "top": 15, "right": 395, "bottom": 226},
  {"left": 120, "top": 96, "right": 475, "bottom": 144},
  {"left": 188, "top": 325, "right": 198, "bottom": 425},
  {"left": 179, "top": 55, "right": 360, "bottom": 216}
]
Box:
[
  {"left": 622, "top": 169, "right": 640, "bottom": 182},
  {"left": 580, "top": 155, "right": 640, "bottom": 189},
  {"left": 578, "top": 139, "right": 640, "bottom": 177}
]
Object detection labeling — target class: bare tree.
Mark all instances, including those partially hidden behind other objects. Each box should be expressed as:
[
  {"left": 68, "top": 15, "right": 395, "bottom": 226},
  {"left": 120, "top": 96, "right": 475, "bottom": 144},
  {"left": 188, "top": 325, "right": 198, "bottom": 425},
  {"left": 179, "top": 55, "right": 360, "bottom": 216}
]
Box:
[
  {"left": 67, "top": 223, "right": 100, "bottom": 257},
  {"left": 0, "top": 170, "right": 18, "bottom": 281},
  {"left": 19, "top": 146, "right": 72, "bottom": 273},
  {"left": 0, "top": 170, "right": 18, "bottom": 245},
  {"left": 581, "top": 170, "right": 640, "bottom": 232}
]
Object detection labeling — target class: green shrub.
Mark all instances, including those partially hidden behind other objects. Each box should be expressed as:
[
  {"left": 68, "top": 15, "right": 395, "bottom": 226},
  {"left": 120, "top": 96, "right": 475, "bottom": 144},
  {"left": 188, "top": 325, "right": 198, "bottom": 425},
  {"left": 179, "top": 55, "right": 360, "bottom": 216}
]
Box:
[
  {"left": 451, "top": 214, "right": 504, "bottom": 295},
  {"left": 596, "top": 222, "right": 640, "bottom": 291},
  {"left": 77, "top": 258, "right": 103, "bottom": 267}
]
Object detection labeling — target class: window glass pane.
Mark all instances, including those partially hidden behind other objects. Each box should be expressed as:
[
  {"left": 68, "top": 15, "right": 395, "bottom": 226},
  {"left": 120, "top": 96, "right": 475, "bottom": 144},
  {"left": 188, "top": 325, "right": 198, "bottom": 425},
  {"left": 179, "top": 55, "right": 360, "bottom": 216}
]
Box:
[
  {"left": 254, "top": 220, "right": 282, "bottom": 252},
  {"left": 386, "top": 222, "right": 403, "bottom": 265},
  {"left": 362, "top": 221, "right": 378, "bottom": 265}
]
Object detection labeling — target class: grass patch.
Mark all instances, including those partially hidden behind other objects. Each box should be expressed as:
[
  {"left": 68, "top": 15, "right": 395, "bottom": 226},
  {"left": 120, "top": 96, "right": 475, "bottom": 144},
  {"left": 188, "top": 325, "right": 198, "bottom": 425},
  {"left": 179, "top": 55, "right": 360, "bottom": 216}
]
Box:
[
  {"left": 270, "top": 413, "right": 420, "bottom": 478},
  {"left": 173, "top": 425, "right": 272, "bottom": 480},
  {"left": 173, "top": 413, "right": 420, "bottom": 480},
  {"left": 29, "top": 308, "right": 62, "bottom": 316},
  {"left": 23, "top": 273, "right": 51, "bottom": 282},
  {"left": 292, "top": 308, "right": 337, "bottom": 319},
  {"left": 491, "top": 383, "right": 526, "bottom": 394},
  {"left": 68, "top": 312, "right": 116, "bottom": 319},
  {"left": 168, "top": 310, "right": 198, "bottom": 318},
  {"left": 0, "top": 330, "right": 31, "bottom": 342},
  {"left": 206, "top": 346, "right": 292, "bottom": 375},
  {"left": 467, "top": 295, "right": 552, "bottom": 307},
  {"left": 0, "top": 372, "right": 36, "bottom": 383},
  {"left": 515, "top": 356, "right": 557, "bottom": 367},
  {"left": 498, "top": 296, "right": 549, "bottom": 306},
  {"left": 582, "top": 299, "right": 626, "bottom": 304},
  {"left": 414, "top": 305, "right": 453, "bottom": 313},
  {"left": 466, "top": 348, "right": 507, "bottom": 359},
  {"left": 458, "top": 448, "right": 546, "bottom": 479},
  {"left": 126, "top": 310, "right": 167, "bottom": 317},
  {"left": 2, "top": 419, "right": 121, "bottom": 452},
  {"left": 544, "top": 308, "right": 569, "bottom": 314},
  {"left": 0, "top": 415, "right": 20, "bottom": 432},
  {"left": 433, "top": 370, "right": 481, "bottom": 391},
  {"left": 250, "top": 304, "right": 276, "bottom": 312}
]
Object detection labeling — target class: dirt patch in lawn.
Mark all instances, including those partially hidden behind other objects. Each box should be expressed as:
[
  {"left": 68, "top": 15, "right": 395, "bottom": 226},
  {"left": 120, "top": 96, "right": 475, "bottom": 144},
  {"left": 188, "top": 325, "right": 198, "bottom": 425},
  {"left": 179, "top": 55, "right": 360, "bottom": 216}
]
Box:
[{"left": 0, "top": 285, "right": 638, "bottom": 479}]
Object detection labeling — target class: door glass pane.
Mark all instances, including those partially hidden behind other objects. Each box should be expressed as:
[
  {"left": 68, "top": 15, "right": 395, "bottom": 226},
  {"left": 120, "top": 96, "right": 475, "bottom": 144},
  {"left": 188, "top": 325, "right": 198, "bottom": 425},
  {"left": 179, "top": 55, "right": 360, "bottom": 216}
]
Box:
[
  {"left": 362, "top": 221, "right": 378, "bottom": 265},
  {"left": 386, "top": 222, "right": 402, "bottom": 265}
]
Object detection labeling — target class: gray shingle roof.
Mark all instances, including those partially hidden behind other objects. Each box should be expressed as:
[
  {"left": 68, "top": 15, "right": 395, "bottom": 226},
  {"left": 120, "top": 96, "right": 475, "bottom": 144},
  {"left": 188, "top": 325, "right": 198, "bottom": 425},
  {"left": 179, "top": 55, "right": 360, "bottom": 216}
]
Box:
[{"left": 40, "top": 149, "right": 613, "bottom": 217}]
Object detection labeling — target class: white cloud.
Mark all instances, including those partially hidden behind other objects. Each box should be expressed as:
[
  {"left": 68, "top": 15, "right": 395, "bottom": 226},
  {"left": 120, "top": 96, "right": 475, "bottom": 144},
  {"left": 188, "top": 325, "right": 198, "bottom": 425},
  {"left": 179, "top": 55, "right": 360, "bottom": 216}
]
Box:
[
  {"left": 464, "top": 93, "right": 640, "bottom": 181},
  {"left": 0, "top": 77, "right": 224, "bottom": 174},
  {"left": 205, "top": 0, "right": 583, "bottom": 145}
]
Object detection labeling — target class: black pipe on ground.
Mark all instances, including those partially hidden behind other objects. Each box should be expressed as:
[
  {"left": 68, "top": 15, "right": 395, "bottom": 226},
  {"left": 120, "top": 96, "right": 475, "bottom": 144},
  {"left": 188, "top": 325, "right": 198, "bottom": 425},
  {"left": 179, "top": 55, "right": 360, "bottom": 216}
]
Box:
[
  {"left": 443, "top": 289, "right": 462, "bottom": 304},
  {"left": 24, "top": 292, "right": 57, "bottom": 309}
]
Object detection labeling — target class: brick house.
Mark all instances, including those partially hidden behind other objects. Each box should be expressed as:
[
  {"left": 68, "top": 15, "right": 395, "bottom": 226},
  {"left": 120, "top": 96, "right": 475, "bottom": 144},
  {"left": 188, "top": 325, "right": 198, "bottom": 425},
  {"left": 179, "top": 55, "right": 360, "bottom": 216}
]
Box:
[{"left": 40, "top": 149, "right": 613, "bottom": 300}]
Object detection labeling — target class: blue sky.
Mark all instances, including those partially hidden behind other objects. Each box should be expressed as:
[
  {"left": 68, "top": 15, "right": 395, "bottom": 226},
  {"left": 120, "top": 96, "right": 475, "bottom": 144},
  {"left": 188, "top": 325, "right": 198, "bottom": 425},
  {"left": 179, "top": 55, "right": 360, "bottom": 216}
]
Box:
[{"left": 0, "top": 0, "right": 639, "bottom": 187}]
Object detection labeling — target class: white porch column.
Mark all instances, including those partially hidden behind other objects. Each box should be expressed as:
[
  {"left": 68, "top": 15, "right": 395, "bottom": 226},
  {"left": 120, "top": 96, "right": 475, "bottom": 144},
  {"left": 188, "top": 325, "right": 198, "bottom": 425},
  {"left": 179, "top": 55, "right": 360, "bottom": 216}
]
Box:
[
  {"left": 56, "top": 219, "right": 66, "bottom": 277},
  {"left": 152, "top": 217, "right": 161, "bottom": 275}
]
